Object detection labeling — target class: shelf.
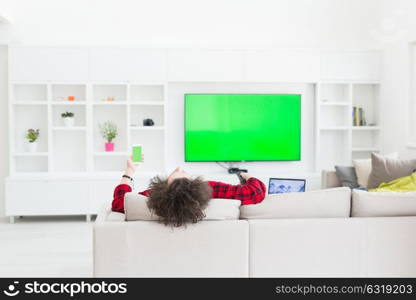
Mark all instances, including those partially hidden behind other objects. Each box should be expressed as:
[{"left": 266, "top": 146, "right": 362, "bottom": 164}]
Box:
[
  {"left": 319, "top": 83, "right": 350, "bottom": 105},
  {"left": 321, "top": 126, "right": 380, "bottom": 131},
  {"left": 93, "top": 105, "right": 127, "bottom": 153},
  {"left": 51, "top": 84, "right": 86, "bottom": 103},
  {"left": 52, "top": 102, "right": 86, "bottom": 106},
  {"left": 53, "top": 105, "right": 86, "bottom": 127},
  {"left": 93, "top": 102, "right": 127, "bottom": 105},
  {"left": 52, "top": 127, "right": 87, "bottom": 131},
  {"left": 93, "top": 152, "right": 128, "bottom": 156},
  {"left": 320, "top": 127, "right": 349, "bottom": 131},
  {"left": 352, "top": 126, "right": 380, "bottom": 130},
  {"left": 130, "top": 126, "right": 165, "bottom": 130},
  {"left": 52, "top": 130, "right": 86, "bottom": 172},
  {"left": 13, "top": 101, "right": 47, "bottom": 105},
  {"left": 320, "top": 102, "right": 349, "bottom": 106},
  {"left": 130, "top": 101, "right": 164, "bottom": 105},
  {"left": 130, "top": 84, "right": 164, "bottom": 103},
  {"left": 14, "top": 152, "right": 49, "bottom": 157},
  {"left": 13, "top": 84, "right": 47, "bottom": 102},
  {"left": 92, "top": 84, "right": 127, "bottom": 103},
  {"left": 130, "top": 104, "right": 164, "bottom": 127},
  {"left": 352, "top": 148, "right": 380, "bottom": 152}
]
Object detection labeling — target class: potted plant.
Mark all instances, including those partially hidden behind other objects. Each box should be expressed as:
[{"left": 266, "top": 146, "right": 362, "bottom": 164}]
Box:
[
  {"left": 99, "top": 121, "right": 117, "bottom": 152},
  {"left": 61, "top": 111, "right": 75, "bottom": 127},
  {"left": 26, "top": 129, "right": 40, "bottom": 153}
]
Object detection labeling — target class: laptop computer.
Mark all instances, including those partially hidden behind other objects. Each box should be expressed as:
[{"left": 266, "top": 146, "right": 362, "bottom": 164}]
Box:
[{"left": 268, "top": 178, "right": 306, "bottom": 194}]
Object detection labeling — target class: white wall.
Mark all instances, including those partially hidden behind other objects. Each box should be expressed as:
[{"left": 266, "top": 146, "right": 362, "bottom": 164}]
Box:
[
  {"left": 1, "top": 0, "right": 381, "bottom": 49},
  {"left": 379, "top": 0, "right": 416, "bottom": 158},
  {"left": 0, "top": 46, "right": 8, "bottom": 217}
]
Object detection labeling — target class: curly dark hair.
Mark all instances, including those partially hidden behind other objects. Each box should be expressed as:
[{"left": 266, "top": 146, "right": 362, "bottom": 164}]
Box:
[{"left": 147, "top": 176, "right": 212, "bottom": 227}]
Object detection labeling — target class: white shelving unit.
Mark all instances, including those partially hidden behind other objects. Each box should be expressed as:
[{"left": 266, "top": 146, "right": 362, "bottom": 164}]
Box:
[
  {"left": 315, "top": 82, "right": 381, "bottom": 170},
  {"left": 9, "top": 82, "right": 166, "bottom": 175}
]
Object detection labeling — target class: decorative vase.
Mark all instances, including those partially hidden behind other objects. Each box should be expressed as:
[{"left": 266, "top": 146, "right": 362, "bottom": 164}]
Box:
[
  {"left": 105, "top": 142, "right": 114, "bottom": 152},
  {"left": 28, "top": 142, "right": 38, "bottom": 153},
  {"left": 63, "top": 117, "right": 75, "bottom": 127}
]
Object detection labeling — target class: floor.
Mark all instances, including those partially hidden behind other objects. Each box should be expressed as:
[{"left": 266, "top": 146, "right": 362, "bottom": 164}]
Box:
[{"left": 0, "top": 216, "right": 94, "bottom": 277}]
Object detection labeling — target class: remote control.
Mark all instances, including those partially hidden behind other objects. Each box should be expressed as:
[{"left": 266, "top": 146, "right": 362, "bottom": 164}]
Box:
[
  {"left": 227, "top": 167, "right": 248, "bottom": 185},
  {"left": 237, "top": 172, "right": 247, "bottom": 185}
]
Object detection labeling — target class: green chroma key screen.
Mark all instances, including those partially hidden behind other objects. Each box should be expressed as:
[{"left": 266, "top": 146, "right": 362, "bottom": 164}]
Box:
[{"left": 184, "top": 94, "right": 301, "bottom": 161}]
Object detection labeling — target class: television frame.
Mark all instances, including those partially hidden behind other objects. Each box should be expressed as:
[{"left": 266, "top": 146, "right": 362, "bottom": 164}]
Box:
[{"left": 184, "top": 93, "right": 302, "bottom": 162}]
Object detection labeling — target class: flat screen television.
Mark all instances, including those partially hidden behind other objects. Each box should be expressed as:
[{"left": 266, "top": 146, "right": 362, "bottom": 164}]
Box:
[{"left": 184, "top": 94, "right": 301, "bottom": 162}]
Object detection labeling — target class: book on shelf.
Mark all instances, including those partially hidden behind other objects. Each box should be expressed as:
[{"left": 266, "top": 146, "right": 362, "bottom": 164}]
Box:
[{"left": 352, "top": 106, "right": 367, "bottom": 126}]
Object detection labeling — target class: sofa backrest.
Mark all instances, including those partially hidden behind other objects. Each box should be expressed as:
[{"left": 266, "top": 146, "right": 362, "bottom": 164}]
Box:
[{"left": 240, "top": 187, "right": 351, "bottom": 219}]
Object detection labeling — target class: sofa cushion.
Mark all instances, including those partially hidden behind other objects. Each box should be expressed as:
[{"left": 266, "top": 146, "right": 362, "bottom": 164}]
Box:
[
  {"left": 353, "top": 152, "right": 398, "bottom": 188},
  {"left": 124, "top": 192, "right": 241, "bottom": 221},
  {"left": 367, "top": 152, "right": 416, "bottom": 189},
  {"left": 240, "top": 187, "right": 351, "bottom": 219},
  {"left": 352, "top": 189, "right": 416, "bottom": 217}
]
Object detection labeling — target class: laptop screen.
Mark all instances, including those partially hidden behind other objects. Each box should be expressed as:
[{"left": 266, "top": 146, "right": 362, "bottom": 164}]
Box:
[{"left": 268, "top": 178, "right": 306, "bottom": 194}]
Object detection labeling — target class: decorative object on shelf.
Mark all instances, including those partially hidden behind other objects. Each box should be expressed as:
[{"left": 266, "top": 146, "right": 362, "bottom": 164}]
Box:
[
  {"left": 61, "top": 111, "right": 75, "bottom": 127},
  {"left": 26, "top": 128, "right": 40, "bottom": 153},
  {"left": 99, "top": 121, "right": 118, "bottom": 152},
  {"left": 143, "top": 118, "right": 154, "bottom": 126},
  {"left": 103, "top": 97, "right": 115, "bottom": 102},
  {"left": 68, "top": 96, "right": 75, "bottom": 102},
  {"left": 352, "top": 106, "right": 367, "bottom": 126}
]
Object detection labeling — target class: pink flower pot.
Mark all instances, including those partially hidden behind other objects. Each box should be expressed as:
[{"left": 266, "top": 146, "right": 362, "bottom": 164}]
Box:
[{"left": 105, "top": 142, "right": 114, "bottom": 152}]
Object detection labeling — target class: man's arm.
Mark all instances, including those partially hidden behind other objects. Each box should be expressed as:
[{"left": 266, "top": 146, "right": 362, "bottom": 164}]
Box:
[
  {"left": 208, "top": 174, "right": 267, "bottom": 205},
  {"left": 112, "top": 184, "right": 132, "bottom": 213},
  {"left": 112, "top": 156, "right": 149, "bottom": 213}
]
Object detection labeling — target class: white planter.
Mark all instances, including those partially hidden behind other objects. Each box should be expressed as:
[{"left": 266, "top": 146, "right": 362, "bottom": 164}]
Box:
[
  {"left": 63, "top": 117, "right": 75, "bottom": 127},
  {"left": 28, "top": 142, "right": 38, "bottom": 153}
]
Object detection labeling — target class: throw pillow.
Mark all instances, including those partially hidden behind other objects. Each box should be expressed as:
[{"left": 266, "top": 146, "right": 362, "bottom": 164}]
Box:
[
  {"left": 367, "top": 152, "right": 416, "bottom": 189},
  {"left": 124, "top": 192, "right": 241, "bottom": 221},
  {"left": 353, "top": 152, "right": 398, "bottom": 188},
  {"left": 334, "top": 166, "right": 359, "bottom": 189}
]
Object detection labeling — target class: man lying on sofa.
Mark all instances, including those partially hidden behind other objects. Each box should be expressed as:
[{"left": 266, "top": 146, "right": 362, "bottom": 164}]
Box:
[{"left": 112, "top": 157, "right": 266, "bottom": 227}]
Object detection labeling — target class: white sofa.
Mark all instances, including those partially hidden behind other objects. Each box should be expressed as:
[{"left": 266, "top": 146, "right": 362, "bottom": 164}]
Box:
[{"left": 94, "top": 173, "right": 416, "bottom": 277}]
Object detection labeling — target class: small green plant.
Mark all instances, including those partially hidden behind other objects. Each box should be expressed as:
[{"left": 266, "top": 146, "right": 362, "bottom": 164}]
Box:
[
  {"left": 99, "top": 121, "right": 118, "bottom": 143},
  {"left": 26, "top": 129, "right": 40, "bottom": 143},
  {"left": 61, "top": 111, "right": 74, "bottom": 118}
]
